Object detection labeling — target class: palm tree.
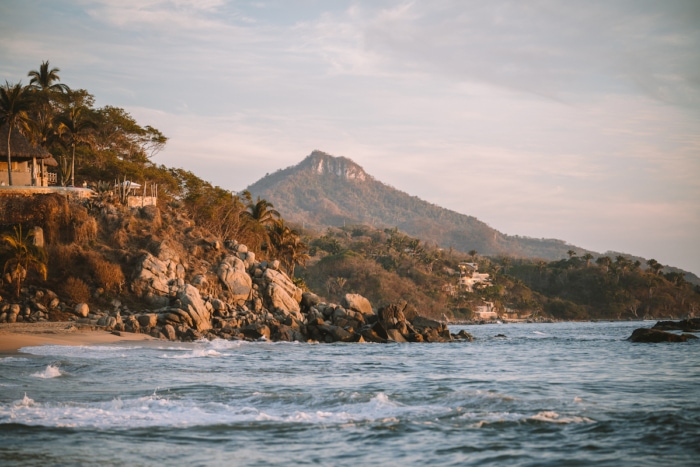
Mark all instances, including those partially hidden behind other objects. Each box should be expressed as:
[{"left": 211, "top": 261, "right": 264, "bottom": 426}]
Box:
[
  {"left": 0, "top": 82, "right": 32, "bottom": 186},
  {"left": 582, "top": 253, "right": 594, "bottom": 268},
  {"left": 27, "top": 61, "right": 70, "bottom": 93},
  {"left": 242, "top": 196, "right": 281, "bottom": 227},
  {"left": 240, "top": 195, "right": 281, "bottom": 256},
  {"left": 270, "top": 222, "right": 310, "bottom": 277},
  {"left": 26, "top": 61, "right": 69, "bottom": 149},
  {"left": 1, "top": 225, "right": 48, "bottom": 298},
  {"left": 55, "top": 103, "right": 95, "bottom": 186}
]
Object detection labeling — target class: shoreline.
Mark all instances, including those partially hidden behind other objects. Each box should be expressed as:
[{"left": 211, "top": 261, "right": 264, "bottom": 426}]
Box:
[{"left": 0, "top": 322, "right": 156, "bottom": 354}]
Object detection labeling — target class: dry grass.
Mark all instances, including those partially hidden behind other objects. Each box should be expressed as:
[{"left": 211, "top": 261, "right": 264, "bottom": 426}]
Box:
[
  {"left": 86, "top": 253, "right": 125, "bottom": 294},
  {"left": 62, "top": 277, "right": 91, "bottom": 304}
]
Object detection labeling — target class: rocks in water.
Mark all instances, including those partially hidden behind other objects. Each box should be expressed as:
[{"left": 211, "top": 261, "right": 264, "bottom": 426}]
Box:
[
  {"left": 652, "top": 319, "right": 700, "bottom": 332},
  {"left": 628, "top": 328, "right": 695, "bottom": 343}
]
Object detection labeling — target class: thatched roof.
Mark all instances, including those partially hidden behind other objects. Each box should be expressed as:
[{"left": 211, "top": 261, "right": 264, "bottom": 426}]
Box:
[
  {"left": 43, "top": 156, "right": 58, "bottom": 167},
  {"left": 0, "top": 124, "right": 52, "bottom": 160}
]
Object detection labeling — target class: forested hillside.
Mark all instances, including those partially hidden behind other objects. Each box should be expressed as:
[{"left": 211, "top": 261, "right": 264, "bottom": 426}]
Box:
[{"left": 247, "top": 151, "right": 587, "bottom": 261}]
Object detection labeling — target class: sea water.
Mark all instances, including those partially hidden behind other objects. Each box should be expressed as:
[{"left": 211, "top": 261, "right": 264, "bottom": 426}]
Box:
[{"left": 0, "top": 321, "right": 698, "bottom": 466}]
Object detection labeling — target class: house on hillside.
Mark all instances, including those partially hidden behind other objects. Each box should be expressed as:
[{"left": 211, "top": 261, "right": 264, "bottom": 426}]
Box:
[
  {"left": 0, "top": 124, "right": 57, "bottom": 187},
  {"left": 458, "top": 262, "right": 491, "bottom": 292}
]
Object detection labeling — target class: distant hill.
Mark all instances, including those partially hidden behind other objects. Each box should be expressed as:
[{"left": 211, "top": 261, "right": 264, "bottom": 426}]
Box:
[{"left": 246, "top": 151, "right": 588, "bottom": 261}]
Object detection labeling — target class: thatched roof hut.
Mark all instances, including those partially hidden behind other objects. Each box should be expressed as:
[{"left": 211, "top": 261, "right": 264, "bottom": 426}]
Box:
[{"left": 0, "top": 124, "right": 51, "bottom": 160}]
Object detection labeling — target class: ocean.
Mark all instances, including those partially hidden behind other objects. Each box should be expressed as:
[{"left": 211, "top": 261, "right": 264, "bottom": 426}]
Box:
[{"left": 1, "top": 321, "right": 698, "bottom": 466}]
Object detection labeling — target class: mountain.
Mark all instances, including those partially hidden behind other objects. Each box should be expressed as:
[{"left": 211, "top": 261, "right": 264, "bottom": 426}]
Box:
[{"left": 245, "top": 150, "right": 586, "bottom": 261}]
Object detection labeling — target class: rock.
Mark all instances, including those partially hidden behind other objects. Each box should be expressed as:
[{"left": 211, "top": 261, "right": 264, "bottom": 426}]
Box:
[
  {"left": 74, "top": 303, "right": 89, "bottom": 318},
  {"left": 137, "top": 314, "right": 158, "bottom": 328},
  {"left": 263, "top": 268, "right": 302, "bottom": 303},
  {"left": 455, "top": 330, "right": 474, "bottom": 341},
  {"left": 241, "top": 324, "right": 270, "bottom": 340},
  {"left": 29, "top": 226, "right": 44, "bottom": 248},
  {"left": 176, "top": 284, "right": 212, "bottom": 331},
  {"left": 341, "top": 294, "right": 373, "bottom": 316},
  {"left": 216, "top": 256, "right": 252, "bottom": 303},
  {"left": 378, "top": 303, "right": 407, "bottom": 329},
  {"left": 317, "top": 323, "right": 353, "bottom": 342},
  {"left": 411, "top": 316, "right": 446, "bottom": 333},
  {"left": 628, "top": 328, "right": 690, "bottom": 343},
  {"left": 163, "top": 324, "right": 177, "bottom": 341},
  {"left": 267, "top": 283, "right": 302, "bottom": 318},
  {"left": 652, "top": 319, "right": 700, "bottom": 332},
  {"left": 132, "top": 252, "right": 181, "bottom": 297},
  {"left": 301, "top": 292, "right": 321, "bottom": 310},
  {"left": 386, "top": 328, "right": 408, "bottom": 343}
]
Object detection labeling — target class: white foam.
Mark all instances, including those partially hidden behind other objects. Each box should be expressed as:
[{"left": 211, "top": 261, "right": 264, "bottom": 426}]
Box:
[
  {"left": 529, "top": 411, "right": 594, "bottom": 424},
  {"left": 31, "top": 364, "right": 63, "bottom": 379},
  {"left": 0, "top": 391, "right": 445, "bottom": 429}
]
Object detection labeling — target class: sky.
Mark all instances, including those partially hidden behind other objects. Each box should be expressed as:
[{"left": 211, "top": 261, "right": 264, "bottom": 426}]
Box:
[{"left": 1, "top": 0, "right": 699, "bottom": 274}]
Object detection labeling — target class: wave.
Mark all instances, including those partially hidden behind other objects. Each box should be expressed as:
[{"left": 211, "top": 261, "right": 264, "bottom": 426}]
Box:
[
  {"left": 0, "top": 391, "right": 452, "bottom": 429},
  {"left": 30, "top": 364, "right": 63, "bottom": 379}
]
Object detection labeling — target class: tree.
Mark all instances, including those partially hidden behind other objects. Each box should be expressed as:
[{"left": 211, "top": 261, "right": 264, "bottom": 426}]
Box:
[
  {"left": 55, "top": 103, "right": 96, "bottom": 186},
  {"left": 582, "top": 253, "right": 594, "bottom": 268},
  {"left": 646, "top": 259, "right": 663, "bottom": 275},
  {"left": 27, "top": 60, "right": 70, "bottom": 93},
  {"left": 0, "top": 81, "right": 32, "bottom": 186},
  {"left": 1, "top": 225, "right": 47, "bottom": 298},
  {"left": 240, "top": 194, "right": 281, "bottom": 256},
  {"left": 26, "top": 61, "right": 69, "bottom": 149},
  {"left": 270, "top": 222, "right": 310, "bottom": 277}
]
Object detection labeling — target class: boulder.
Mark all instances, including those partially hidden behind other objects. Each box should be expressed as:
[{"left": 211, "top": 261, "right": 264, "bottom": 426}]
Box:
[
  {"left": 341, "top": 294, "right": 373, "bottom": 316},
  {"left": 411, "top": 315, "right": 447, "bottom": 333},
  {"left": 29, "top": 226, "right": 44, "bottom": 248},
  {"left": 267, "top": 283, "right": 302, "bottom": 318},
  {"left": 132, "top": 252, "right": 181, "bottom": 297},
  {"left": 216, "top": 255, "right": 252, "bottom": 303},
  {"left": 378, "top": 303, "right": 407, "bottom": 329},
  {"left": 263, "top": 268, "right": 302, "bottom": 303},
  {"left": 163, "top": 324, "right": 177, "bottom": 341},
  {"left": 176, "top": 284, "right": 212, "bottom": 331},
  {"left": 74, "top": 303, "right": 89, "bottom": 318},
  {"left": 652, "top": 319, "right": 700, "bottom": 332},
  {"left": 137, "top": 313, "right": 158, "bottom": 328},
  {"left": 386, "top": 329, "right": 408, "bottom": 343},
  {"left": 301, "top": 292, "right": 321, "bottom": 310},
  {"left": 628, "top": 328, "right": 691, "bottom": 343}
]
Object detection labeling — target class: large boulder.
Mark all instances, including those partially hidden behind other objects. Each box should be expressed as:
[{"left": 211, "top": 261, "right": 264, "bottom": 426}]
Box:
[
  {"left": 131, "top": 252, "right": 184, "bottom": 297},
  {"left": 341, "top": 294, "right": 373, "bottom": 317},
  {"left": 217, "top": 255, "right": 252, "bottom": 303},
  {"left": 74, "top": 303, "right": 89, "bottom": 318},
  {"left": 628, "top": 328, "right": 693, "bottom": 343},
  {"left": 378, "top": 302, "right": 407, "bottom": 329},
  {"left": 176, "top": 284, "right": 212, "bottom": 332},
  {"left": 267, "top": 283, "right": 302, "bottom": 318},
  {"left": 263, "top": 268, "right": 302, "bottom": 303}
]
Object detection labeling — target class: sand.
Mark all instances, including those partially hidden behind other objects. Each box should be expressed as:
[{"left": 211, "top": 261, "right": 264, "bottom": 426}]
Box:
[{"left": 0, "top": 322, "right": 156, "bottom": 353}]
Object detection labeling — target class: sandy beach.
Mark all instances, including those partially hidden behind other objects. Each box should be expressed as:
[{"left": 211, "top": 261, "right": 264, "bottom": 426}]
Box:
[{"left": 0, "top": 322, "right": 156, "bottom": 353}]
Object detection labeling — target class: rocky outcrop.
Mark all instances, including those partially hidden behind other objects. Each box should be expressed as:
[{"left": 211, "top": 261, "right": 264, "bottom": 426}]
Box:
[
  {"left": 652, "top": 319, "right": 700, "bottom": 332},
  {"left": 628, "top": 328, "right": 697, "bottom": 343}
]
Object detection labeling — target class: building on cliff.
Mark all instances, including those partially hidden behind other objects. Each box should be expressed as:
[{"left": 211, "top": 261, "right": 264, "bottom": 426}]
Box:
[
  {"left": 0, "top": 124, "right": 57, "bottom": 187},
  {"left": 458, "top": 262, "right": 491, "bottom": 293}
]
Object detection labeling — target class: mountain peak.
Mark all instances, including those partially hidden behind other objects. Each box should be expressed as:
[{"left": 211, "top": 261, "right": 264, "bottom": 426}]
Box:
[{"left": 299, "top": 150, "right": 369, "bottom": 182}]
